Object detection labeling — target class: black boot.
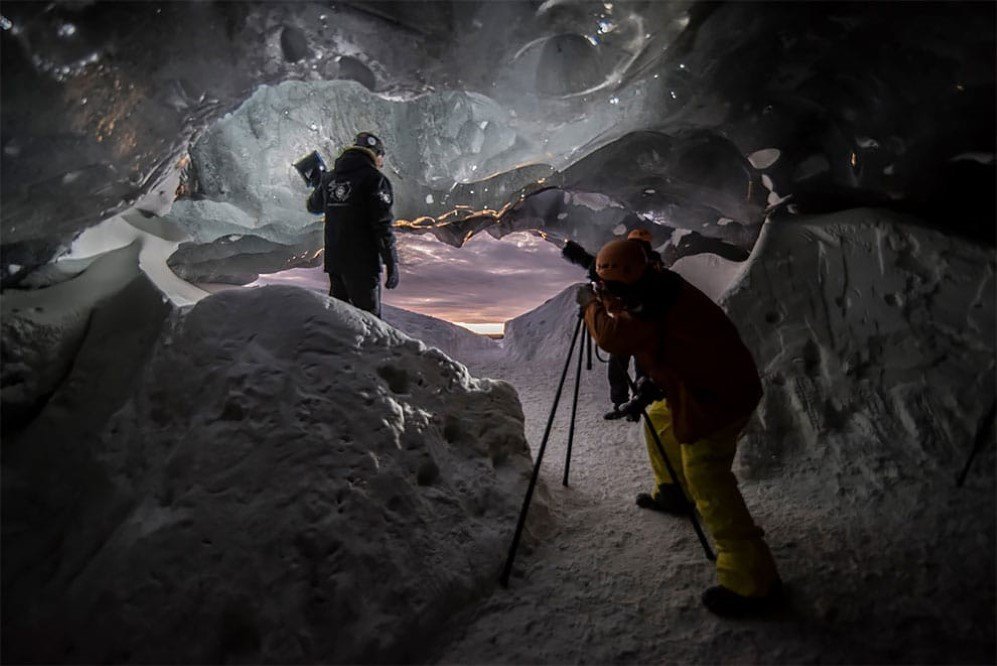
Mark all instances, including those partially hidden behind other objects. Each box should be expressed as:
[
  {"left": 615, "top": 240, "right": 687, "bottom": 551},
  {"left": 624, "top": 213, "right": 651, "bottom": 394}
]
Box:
[
  {"left": 605, "top": 405, "right": 641, "bottom": 422},
  {"left": 635, "top": 483, "right": 689, "bottom": 515},
  {"left": 701, "top": 580, "right": 784, "bottom": 617},
  {"left": 603, "top": 405, "right": 626, "bottom": 420}
]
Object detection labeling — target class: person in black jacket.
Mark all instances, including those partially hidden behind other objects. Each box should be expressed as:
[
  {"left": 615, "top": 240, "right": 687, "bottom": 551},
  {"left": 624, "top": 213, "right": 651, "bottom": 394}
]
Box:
[{"left": 306, "top": 132, "right": 399, "bottom": 317}]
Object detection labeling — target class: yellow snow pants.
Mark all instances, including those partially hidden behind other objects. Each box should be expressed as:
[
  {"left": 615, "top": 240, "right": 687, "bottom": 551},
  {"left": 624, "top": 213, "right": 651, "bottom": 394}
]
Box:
[{"left": 644, "top": 399, "right": 779, "bottom": 598}]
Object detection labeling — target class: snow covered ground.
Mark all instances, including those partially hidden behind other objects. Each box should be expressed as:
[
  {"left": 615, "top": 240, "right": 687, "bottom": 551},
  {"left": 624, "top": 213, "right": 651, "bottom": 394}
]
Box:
[{"left": 2, "top": 207, "right": 993, "bottom": 663}]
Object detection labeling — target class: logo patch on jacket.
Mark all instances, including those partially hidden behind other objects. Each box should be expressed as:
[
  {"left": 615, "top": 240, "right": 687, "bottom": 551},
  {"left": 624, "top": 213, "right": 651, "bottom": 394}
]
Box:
[
  {"left": 377, "top": 183, "right": 392, "bottom": 206},
  {"left": 329, "top": 181, "right": 351, "bottom": 202}
]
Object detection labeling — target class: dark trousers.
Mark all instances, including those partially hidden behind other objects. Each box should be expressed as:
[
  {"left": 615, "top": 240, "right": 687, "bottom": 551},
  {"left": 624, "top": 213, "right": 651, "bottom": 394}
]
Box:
[
  {"left": 328, "top": 271, "right": 381, "bottom": 318},
  {"left": 607, "top": 354, "right": 646, "bottom": 406}
]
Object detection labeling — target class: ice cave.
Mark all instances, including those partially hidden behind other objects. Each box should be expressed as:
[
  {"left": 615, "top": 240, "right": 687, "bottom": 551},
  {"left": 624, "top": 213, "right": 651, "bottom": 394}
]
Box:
[{"left": 1, "top": 1, "right": 994, "bottom": 663}]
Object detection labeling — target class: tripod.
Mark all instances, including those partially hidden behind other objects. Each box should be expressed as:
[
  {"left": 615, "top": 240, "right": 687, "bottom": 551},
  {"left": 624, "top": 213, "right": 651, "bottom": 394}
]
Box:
[{"left": 499, "top": 310, "right": 714, "bottom": 588}]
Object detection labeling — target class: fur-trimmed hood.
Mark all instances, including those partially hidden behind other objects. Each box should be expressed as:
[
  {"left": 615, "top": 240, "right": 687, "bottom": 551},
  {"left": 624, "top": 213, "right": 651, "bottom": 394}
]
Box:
[{"left": 336, "top": 146, "right": 380, "bottom": 168}]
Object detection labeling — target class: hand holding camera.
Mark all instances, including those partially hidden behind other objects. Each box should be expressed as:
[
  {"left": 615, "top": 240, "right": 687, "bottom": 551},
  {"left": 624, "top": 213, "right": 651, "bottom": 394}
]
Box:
[{"left": 575, "top": 284, "right": 596, "bottom": 308}]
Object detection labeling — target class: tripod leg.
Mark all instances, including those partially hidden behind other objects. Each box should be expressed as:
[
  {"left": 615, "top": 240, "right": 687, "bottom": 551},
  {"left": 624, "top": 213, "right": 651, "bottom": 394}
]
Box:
[
  {"left": 563, "top": 327, "right": 586, "bottom": 487},
  {"left": 586, "top": 327, "right": 593, "bottom": 371},
  {"left": 624, "top": 372, "right": 715, "bottom": 562},
  {"left": 640, "top": 408, "right": 716, "bottom": 561},
  {"left": 500, "top": 314, "right": 584, "bottom": 587}
]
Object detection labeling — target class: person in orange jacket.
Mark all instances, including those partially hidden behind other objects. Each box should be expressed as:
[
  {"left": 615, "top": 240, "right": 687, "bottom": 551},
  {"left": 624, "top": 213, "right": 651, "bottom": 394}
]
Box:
[
  {"left": 562, "top": 229, "right": 662, "bottom": 427},
  {"left": 603, "top": 229, "right": 663, "bottom": 423},
  {"left": 578, "top": 237, "right": 781, "bottom": 617}
]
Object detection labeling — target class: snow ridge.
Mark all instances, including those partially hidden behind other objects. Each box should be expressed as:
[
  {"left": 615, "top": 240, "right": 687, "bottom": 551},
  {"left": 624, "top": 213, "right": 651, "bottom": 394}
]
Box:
[{"left": 502, "top": 282, "right": 584, "bottom": 363}]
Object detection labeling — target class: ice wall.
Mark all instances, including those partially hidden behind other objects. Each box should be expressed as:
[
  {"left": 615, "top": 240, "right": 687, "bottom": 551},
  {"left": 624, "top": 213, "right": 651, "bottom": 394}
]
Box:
[
  {"left": 168, "top": 80, "right": 532, "bottom": 236},
  {"left": 725, "top": 209, "right": 995, "bottom": 488},
  {"left": 158, "top": 78, "right": 768, "bottom": 285}
]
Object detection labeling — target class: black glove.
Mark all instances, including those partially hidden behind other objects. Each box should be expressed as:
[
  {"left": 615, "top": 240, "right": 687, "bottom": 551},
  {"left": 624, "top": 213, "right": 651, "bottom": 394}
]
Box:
[
  {"left": 619, "top": 377, "right": 664, "bottom": 418},
  {"left": 562, "top": 240, "right": 595, "bottom": 270},
  {"left": 575, "top": 284, "right": 596, "bottom": 308},
  {"left": 385, "top": 266, "right": 399, "bottom": 289},
  {"left": 380, "top": 237, "right": 400, "bottom": 289}
]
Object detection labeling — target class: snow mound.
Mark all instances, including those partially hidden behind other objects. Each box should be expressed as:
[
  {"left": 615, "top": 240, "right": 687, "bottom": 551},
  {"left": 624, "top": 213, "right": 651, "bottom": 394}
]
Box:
[
  {"left": 2, "top": 286, "right": 535, "bottom": 663},
  {"left": 502, "top": 282, "right": 585, "bottom": 363},
  {"left": 382, "top": 303, "right": 500, "bottom": 364},
  {"left": 726, "top": 209, "right": 995, "bottom": 492}
]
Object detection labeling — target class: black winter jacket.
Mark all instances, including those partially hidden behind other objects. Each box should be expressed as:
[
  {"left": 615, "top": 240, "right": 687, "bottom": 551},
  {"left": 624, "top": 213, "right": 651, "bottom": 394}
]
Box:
[{"left": 307, "top": 147, "right": 398, "bottom": 277}]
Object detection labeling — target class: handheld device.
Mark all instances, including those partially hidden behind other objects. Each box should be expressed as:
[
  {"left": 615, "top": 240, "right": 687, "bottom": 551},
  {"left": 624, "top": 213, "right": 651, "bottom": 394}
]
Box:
[{"left": 293, "top": 150, "right": 327, "bottom": 188}]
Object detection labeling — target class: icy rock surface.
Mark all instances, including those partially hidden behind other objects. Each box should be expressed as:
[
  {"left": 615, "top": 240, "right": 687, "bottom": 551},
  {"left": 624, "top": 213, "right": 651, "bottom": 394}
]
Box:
[
  {"left": 2, "top": 1, "right": 992, "bottom": 285},
  {"left": 160, "top": 76, "right": 771, "bottom": 284},
  {"left": 168, "top": 80, "right": 766, "bottom": 273},
  {"left": 2, "top": 286, "right": 535, "bottom": 664},
  {"left": 168, "top": 80, "right": 527, "bottom": 237}
]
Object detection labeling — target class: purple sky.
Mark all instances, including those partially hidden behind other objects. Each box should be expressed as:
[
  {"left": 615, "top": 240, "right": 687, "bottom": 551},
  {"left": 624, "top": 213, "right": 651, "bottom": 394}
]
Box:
[{"left": 254, "top": 232, "right": 584, "bottom": 332}]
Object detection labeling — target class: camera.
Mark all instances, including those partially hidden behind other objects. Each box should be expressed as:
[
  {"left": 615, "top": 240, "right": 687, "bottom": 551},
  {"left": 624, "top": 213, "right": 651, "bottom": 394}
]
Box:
[{"left": 293, "top": 150, "right": 327, "bottom": 188}]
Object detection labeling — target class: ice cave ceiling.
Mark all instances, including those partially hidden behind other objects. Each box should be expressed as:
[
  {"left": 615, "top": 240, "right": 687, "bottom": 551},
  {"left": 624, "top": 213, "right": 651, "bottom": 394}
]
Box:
[{"left": 1, "top": 1, "right": 994, "bottom": 287}]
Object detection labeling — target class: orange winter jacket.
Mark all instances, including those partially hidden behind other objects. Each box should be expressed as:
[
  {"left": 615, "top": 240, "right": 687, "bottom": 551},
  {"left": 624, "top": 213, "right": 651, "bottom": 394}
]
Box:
[{"left": 584, "top": 270, "right": 763, "bottom": 443}]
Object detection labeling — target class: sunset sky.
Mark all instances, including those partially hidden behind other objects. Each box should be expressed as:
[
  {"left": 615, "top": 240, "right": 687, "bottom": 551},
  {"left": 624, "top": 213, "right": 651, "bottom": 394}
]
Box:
[{"left": 253, "top": 232, "right": 585, "bottom": 334}]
